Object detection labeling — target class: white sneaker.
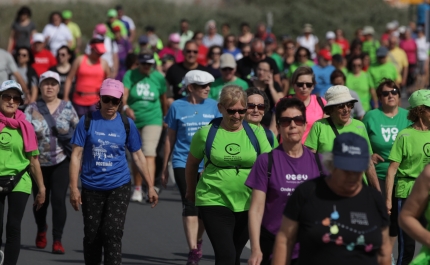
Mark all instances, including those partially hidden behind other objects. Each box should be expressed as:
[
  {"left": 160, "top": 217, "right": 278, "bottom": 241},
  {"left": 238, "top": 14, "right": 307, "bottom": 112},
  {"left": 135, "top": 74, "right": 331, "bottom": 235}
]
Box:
[
  {"left": 131, "top": 189, "right": 143, "bottom": 202},
  {"left": 0, "top": 250, "right": 4, "bottom": 265}
]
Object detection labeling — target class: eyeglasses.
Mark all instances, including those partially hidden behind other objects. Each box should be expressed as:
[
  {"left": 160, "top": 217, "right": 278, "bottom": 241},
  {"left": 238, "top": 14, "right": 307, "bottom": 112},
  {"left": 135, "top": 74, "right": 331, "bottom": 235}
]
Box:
[
  {"left": 381, "top": 89, "right": 399, "bottom": 97},
  {"left": 252, "top": 52, "right": 264, "bottom": 57},
  {"left": 295, "top": 82, "right": 313, "bottom": 88},
  {"left": 225, "top": 108, "right": 247, "bottom": 115},
  {"left": 101, "top": 95, "right": 121, "bottom": 105},
  {"left": 278, "top": 116, "right": 306, "bottom": 127},
  {"left": 140, "top": 62, "right": 153, "bottom": 66},
  {"left": 352, "top": 63, "right": 362, "bottom": 67},
  {"left": 221, "top": 67, "right": 234, "bottom": 71},
  {"left": 247, "top": 103, "right": 265, "bottom": 111},
  {"left": 185, "top": 50, "right": 198, "bottom": 54},
  {"left": 17, "top": 53, "right": 28, "bottom": 57},
  {"left": 193, "top": 84, "right": 210, "bottom": 89},
  {"left": 1, "top": 94, "right": 21, "bottom": 104},
  {"left": 58, "top": 53, "right": 67, "bottom": 57},
  {"left": 336, "top": 102, "right": 355, "bottom": 109}
]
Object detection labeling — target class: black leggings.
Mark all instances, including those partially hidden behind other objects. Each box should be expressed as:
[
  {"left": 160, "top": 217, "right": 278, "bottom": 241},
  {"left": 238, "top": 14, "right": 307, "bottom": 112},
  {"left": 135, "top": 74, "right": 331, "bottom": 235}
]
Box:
[
  {"left": 81, "top": 182, "right": 131, "bottom": 265},
  {"left": 32, "top": 159, "right": 70, "bottom": 241},
  {"left": 199, "top": 206, "right": 249, "bottom": 265},
  {"left": 0, "top": 192, "right": 29, "bottom": 265},
  {"left": 173, "top": 168, "right": 199, "bottom": 216}
]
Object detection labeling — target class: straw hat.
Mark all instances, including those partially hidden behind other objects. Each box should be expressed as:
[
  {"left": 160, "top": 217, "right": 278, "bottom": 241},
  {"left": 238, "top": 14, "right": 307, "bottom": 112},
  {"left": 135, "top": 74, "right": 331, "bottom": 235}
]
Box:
[{"left": 324, "top": 86, "right": 358, "bottom": 109}]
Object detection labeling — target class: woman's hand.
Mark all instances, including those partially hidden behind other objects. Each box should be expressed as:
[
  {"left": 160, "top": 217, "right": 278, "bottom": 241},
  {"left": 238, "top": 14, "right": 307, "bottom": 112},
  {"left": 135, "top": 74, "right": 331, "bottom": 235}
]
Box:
[
  {"left": 34, "top": 187, "right": 46, "bottom": 211},
  {"left": 162, "top": 168, "right": 169, "bottom": 188},
  {"left": 125, "top": 108, "right": 136, "bottom": 120},
  {"left": 147, "top": 187, "right": 159, "bottom": 208},
  {"left": 371, "top": 153, "right": 385, "bottom": 165},
  {"left": 248, "top": 250, "right": 263, "bottom": 265},
  {"left": 386, "top": 199, "right": 392, "bottom": 215},
  {"left": 70, "top": 188, "right": 82, "bottom": 211}
]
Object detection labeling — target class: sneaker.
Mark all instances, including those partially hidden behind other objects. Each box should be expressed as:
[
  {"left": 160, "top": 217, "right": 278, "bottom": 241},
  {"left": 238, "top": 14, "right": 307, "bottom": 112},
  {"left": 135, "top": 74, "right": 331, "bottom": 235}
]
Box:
[
  {"left": 35, "top": 225, "right": 48, "bottom": 249},
  {"left": 186, "top": 249, "right": 199, "bottom": 265},
  {"left": 131, "top": 189, "right": 143, "bottom": 202},
  {"left": 0, "top": 250, "right": 4, "bottom": 265},
  {"left": 196, "top": 239, "right": 203, "bottom": 260},
  {"left": 52, "top": 241, "right": 65, "bottom": 254}
]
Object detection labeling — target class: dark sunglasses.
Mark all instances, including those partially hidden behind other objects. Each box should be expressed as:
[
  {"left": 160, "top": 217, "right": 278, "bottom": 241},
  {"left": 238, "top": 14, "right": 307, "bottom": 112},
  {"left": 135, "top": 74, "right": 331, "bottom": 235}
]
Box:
[
  {"left": 296, "top": 82, "right": 313, "bottom": 88},
  {"left": 278, "top": 116, "right": 306, "bottom": 127},
  {"left": 101, "top": 95, "right": 121, "bottom": 105},
  {"left": 221, "top": 67, "right": 234, "bottom": 71},
  {"left": 1, "top": 94, "right": 21, "bottom": 104},
  {"left": 247, "top": 103, "right": 265, "bottom": 111},
  {"left": 381, "top": 89, "right": 399, "bottom": 97},
  {"left": 17, "top": 53, "right": 28, "bottom": 57},
  {"left": 140, "top": 62, "right": 153, "bottom": 66},
  {"left": 226, "top": 108, "right": 247, "bottom": 115},
  {"left": 186, "top": 50, "right": 198, "bottom": 54},
  {"left": 193, "top": 84, "right": 210, "bottom": 89},
  {"left": 336, "top": 102, "right": 355, "bottom": 109},
  {"left": 252, "top": 52, "right": 264, "bottom": 57}
]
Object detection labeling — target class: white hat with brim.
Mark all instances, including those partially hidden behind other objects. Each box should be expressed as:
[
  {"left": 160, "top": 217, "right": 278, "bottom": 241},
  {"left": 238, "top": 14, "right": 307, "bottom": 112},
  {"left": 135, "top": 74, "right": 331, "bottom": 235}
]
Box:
[
  {"left": 184, "top": 70, "right": 214, "bottom": 86},
  {"left": 0, "top": 80, "right": 24, "bottom": 95},
  {"left": 324, "top": 85, "right": 358, "bottom": 109}
]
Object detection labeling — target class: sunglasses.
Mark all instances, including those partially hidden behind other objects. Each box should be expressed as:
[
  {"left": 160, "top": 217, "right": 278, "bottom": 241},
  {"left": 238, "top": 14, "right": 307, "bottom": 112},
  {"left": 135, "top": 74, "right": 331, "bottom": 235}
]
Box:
[
  {"left": 247, "top": 103, "right": 265, "bottom": 111},
  {"left": 381, "top": 89, "right": 399, "bottom": 97},
  {"left": 225, "top": 108, "right": 247, "bottom": 115},
  {"left": 296, "top": 82, "right": 313, "bottom": 88},
  {"left": 252, "top": 52, "right": 264, "bottom": 57},
  {"left": 1, "top": 94, "right": 21, "bottom": 104},
  {"left": 58, "top": 53, "right": 67, "bottom": 57},
  {"left": 278, "top": 116, "right": 306, "bottom": 127},
  {"left": 101, "top": 95, "right": 121, "bottom": 105},
  {"left": 336, "top": 102, "right": 355, "bottom": 109},
  {"left": 193, "top": 84, "right": 210, "bottom": 89},
  {"left": 221, "top": 67, "right": 234, "bottom": 71},
  {"left": 18, "top": 53, "right": 28, "bottom": 57},
  {"left": 186, "top": 50, "right": 198, "bottom": 54}
]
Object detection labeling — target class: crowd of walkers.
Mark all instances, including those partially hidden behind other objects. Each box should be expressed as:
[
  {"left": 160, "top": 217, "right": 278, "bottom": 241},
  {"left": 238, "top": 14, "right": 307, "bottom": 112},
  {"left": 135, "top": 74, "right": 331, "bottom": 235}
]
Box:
[{"left": 1, "top": 2, "right": 430, "bottom": 265}]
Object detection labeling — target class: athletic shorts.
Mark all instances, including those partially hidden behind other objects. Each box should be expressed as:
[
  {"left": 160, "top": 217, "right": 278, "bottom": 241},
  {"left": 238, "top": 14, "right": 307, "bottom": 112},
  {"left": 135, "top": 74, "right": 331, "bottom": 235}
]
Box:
[{"left": 139, "top": 125, "right": 163, "bottom": 157}]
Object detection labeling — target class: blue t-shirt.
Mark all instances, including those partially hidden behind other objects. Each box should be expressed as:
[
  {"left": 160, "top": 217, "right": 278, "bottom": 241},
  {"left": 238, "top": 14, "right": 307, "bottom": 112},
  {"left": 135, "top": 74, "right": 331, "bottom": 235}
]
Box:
[
  {"left": 417, "top": 3, "right": 430, "bottom": 25},
  {"left": 312, "top": 65, "right": 335, "bottom": 97},
  {"left": 223, "top": 48, "right": 243, "bottom": 61},
  {"left": 164, "top": 98, "right": 221, "bottom": 170},
  {"left": 71, "top": 111, "right": 142, "bottom": 191}
]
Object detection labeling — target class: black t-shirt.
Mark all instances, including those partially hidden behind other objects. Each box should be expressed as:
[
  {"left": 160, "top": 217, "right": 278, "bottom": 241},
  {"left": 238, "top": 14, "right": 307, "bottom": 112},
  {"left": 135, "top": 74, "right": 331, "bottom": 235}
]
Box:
[
  {"left": 49, "top": 66, "right": 74, "bottom": 99},
  {"left": 284, "top": 177, "right": 389, "bottom": 265},
  {"left": 165, "top": 63, "right": 209, "bottom": 100},
  {"left": 236, "top": 56, "right": 280, "bottom": 87},
  {"left": 261, "top": 83, "right": 282, "bottom": 127},
  {"left": 207, "top": 64, "right": 221, "bottom": 80}
]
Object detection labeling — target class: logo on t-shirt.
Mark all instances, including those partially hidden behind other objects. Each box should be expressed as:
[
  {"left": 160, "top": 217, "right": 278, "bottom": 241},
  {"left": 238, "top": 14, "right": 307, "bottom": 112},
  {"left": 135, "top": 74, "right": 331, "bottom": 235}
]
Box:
[
  {"left": 285, "top": 174, "right": 308, "bottom": 182},
  {"left": 92, "top": 139, "right": 118, "bottom": 170},
  {"left": 423, "top": 143, "right": 430, "bottom": 157},
  {"left": 0, "top": 132, "right": 12, "bottom": 145},
  {"left": 137, "top": 82, "right": 155, "bottom": 101},
  {"left": 381, "top": 126, "right": 398, "bottom": 142},
  {"left": 350, "top": 212, "right": 369, "bottom": 225},
  {"left": 225, "top": 143, "right": 241, "bottom": 155}
]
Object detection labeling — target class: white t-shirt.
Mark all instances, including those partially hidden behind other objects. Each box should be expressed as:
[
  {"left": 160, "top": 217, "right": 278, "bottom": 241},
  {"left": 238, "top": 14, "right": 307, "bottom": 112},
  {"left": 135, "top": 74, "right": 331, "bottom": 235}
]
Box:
[
  {"left": 121, "top": 15, "right": 135, "bottom": 31},
  {"left": 85, "top": 37, "right": 118, "bottom": 68},
  {"left": 416, "top": 36, "right": 429, "bottom": 61},
  {"left": 42, "top": 23, "right": 73, "bottom": 56},
  {"left": 297, "top": 34, "right": 319, "bottom": 59}
]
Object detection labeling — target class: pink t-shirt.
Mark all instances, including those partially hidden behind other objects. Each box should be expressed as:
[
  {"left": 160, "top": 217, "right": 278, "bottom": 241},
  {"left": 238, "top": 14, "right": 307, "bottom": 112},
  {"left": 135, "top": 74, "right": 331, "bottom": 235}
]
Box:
[
  {"left": 158, "top": 47, "right": 184, "bottom": 63},
  {"left": 400, "top": 39, "right": 417, "bottom": 64},
  {"left": 303, "top": 95, "right": 326, "bottom": 144}
]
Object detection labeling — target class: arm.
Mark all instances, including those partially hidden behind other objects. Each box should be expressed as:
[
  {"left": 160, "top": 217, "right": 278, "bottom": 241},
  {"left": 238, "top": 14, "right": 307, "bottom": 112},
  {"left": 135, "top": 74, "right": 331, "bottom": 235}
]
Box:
[
  {"left": 266, "top": 73, "right": 284, "bottom": 103},
  {"left": 401, "top": 65, "right": 408, "bottom": 87},
  {"left": 131, "top": 150, "right": 158, "bottom": 207},
  {"left": 111, "top": 52, "right": 119, "bottom": 78},
  {"left": 129, "top": 29, "right": 136, "bottom": 43},
  {"left": 248, "top": 190, "right": 266, "bottom": 265},
  {"left": 370, "top": 88, "right": 379, "bottom": 109},
  {"left": 185, "top": 153, "right": 202, "bottom": 203},
  {"left": 101, "top": 59, "right": 111, "bottom": 79},
  {"left": 12, "top": 72, "right": 30, "bottom": 100},
  {"left": 64, "top": 56, "right": 81, "bottom": 101},
  {"left": 7, "top": 29, "right": 15, "bottom": 53},
  {"left": 365, "top": 161, "right": 381, "bottom": 191},
  {"left": 69, "top": 145, "right": 83, "bottom": 211},
  {"left": 385, "top": 161, "right": 400, "bottom": 215},
  {"left": 269, "top": 113, "right": 278, "bottom": 137},
  {"left": 30, "top": 84, "right": 38, "bottom": 103},
  {"left": 162, "top": 128, "right": 176, "bottom": 188},
  {"left": 29, "top": 155, "right": 46, "bottom": 210},
  {"left": 122, "top": 87, "right": 135, "bottom": 120},
  {"left": 271, "top": 216, "right": 299, "bottom": 265},
  {"left": 378, "top": 227, "right": 391, "bottom": 265},
  {"left": 75, "top": 37, "right": 82, "bottom": 54}
]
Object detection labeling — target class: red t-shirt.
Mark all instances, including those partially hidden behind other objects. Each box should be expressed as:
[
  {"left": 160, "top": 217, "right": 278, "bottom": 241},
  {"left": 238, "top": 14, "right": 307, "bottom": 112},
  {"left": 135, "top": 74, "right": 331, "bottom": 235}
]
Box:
[
  {"left": 197, "top": 45, "right": 208, "bottom": 66},
  {"left": 335, "top": 39, "right": 350, "bottom": 56},
  {"left": 32, "top": 49, "right": 57, "bottom": 77}
]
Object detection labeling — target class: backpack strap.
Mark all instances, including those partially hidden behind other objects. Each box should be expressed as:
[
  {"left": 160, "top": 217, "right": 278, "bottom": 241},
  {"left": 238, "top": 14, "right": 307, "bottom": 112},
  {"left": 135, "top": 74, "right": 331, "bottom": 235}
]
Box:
[
  {"left": 267, "top": 150, "right": 273, "bottom": 179},
  {"left": 326, "top": 117, "right": 340, "bottom": 136},
  {"left": 84, "top": 111, "right": 93, "bottom": 132},
  {"left": 316, "top": 96, "right": 325, "bottom": 112},
  {"left": 263, "top": 127, "right": 274, "bottom": 147},
  {"left": 314, "top": 152, "right": 324, "bottom": 176},
  {"left": 243, "top": 120, "right": 260, "bottom": 155},
  {"left": 120, "top": 113, "right": 130, "bottom": 143}
]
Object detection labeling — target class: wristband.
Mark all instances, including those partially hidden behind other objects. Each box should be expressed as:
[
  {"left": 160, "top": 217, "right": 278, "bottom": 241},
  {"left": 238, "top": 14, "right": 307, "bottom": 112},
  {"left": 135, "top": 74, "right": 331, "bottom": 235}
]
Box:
[{"left": 122, "top": 105, "right": 129, "bottom": 112}]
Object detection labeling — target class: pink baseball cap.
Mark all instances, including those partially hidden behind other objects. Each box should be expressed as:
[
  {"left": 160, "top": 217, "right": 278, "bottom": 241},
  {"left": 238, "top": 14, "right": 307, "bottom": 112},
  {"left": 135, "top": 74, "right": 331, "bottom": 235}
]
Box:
[
  {"left": 100, "top": 79, "right": 124, "bottom": 98},
  {"left": 94, "top": 24, "right": 107, "bottom": 35},
  {"left": 169, "top": 33, "right": 180, "bottom": 43}
]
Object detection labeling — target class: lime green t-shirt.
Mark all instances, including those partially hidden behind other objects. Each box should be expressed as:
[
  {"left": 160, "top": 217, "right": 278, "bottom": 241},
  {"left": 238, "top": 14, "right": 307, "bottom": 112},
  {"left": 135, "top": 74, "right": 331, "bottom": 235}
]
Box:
[
  {"left": 123, "top": 69, "right": 166, "bottom": 128},
  {"left": 388, "top": 127, "right": 430, "bottom": 198},
  {"left": 67, "top": 22, "right": 81, "bottom": 50},
  {"left": 368, "top": 62, "right": 398, "bottom": 88},
  {"left": 362, "top": 40, "right": 380, "bottom": 65},
  {"left": 270, "top": 53, "right": 284, "bottom": 72},
  {"left": 362, "top": 108, "right": 411, "bottom": 180},
  {"left": 209, "top": 77, "right": 249, "bottom": 101},
  {"left": 106, "top": 20, "right": 128, "bottom": 39},
  {"left": 0, "top": 127, "right": 39, "bottom": 194},
  {"left": 331, "top": 43, "right": 342, "bottom": 56},
  {"left": 287, "top": 60, "right": 315, "bottom": 79},
  {"left": 190, "top": 123, "right": 272, "bottom": 211},
  {"left": 346, "top": 71, "right": 373, "bottom": 112}
]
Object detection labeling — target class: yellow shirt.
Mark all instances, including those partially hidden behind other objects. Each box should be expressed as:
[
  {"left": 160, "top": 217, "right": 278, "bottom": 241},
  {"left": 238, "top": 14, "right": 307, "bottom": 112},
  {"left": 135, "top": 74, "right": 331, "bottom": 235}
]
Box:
[
  {"left": 67, "top": 22, "right": 81, "bottom": 50},
  {"left": 387, "top": 47, "right": 408, "bottom": 83}
]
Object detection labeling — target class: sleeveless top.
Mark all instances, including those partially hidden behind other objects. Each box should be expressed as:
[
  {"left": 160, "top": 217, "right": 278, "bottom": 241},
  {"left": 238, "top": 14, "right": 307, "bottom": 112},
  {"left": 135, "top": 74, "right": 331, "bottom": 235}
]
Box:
[{"left": 73, "top": 55, "right": 105, "bottom": 106}]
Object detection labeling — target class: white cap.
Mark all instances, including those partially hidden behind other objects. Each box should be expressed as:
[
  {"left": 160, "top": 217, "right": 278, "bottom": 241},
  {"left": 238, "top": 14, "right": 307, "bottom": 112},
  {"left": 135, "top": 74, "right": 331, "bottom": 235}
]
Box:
[
  {"left": 39, "top": 71, "right": 60, "bottom": 87},
  {"left": 362, "top": 26, "right": 375, "bottom": 35},
  {"left": 220, "top": 53, "right": 236, "bottom": 69},
  {"left": 324, "top": 85, "right": 358, "bottom": 109},
  {"left": 32, "top": 33, "right": 45, "bottom": 43},
  {"left": 184, "top": 70, "right": 214, "bottom": 86},
  {"left": 326, "top": 31, "right": 336, "bottom": 40},
  {"left": 0, "top": 80, "right": 23, "bottom": 95},
  {"left": 398, "top": 26, "right": 407, "bottom": 34},
  {"left": 386, "top": 22, "right": 396, "bottom": 30}
]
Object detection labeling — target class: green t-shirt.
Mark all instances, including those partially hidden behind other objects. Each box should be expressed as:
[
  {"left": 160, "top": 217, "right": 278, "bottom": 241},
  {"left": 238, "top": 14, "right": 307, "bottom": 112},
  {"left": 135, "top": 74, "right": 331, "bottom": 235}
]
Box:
[
  {"left": 270, "top": 53, "right": 284, "bottom": 72},
  {"left": 287, "top": 60, "right": 315, "bottom": 79},
  {"left": 388, "top": 127, "right": 430, "bottom": 198},
  {"left": 362, "top": 40, "right": 380, "bottom": 65},
  {"left": 270, "top": 130, "right": 279, "bottom": 148},
  {"left": 105, "top": 20, "right": 128, "bottom": 39},
  {"left": 0, "top": 127, "right": 39, "bottom": 194},
  {"left": 209, "top": 77, "right": 249, "bottom": 101},
  {"left": 346, "top": 71, "right": 373, "bottom": 112},
  {"left": 67, "top": 22, "right": 81, "bottom": 50},
  {"left": 368, "top": 62, "right": 398, "bottom": 89},
  {"left": 362, "top": 108, "right": 411, "bottom": 180},
  {"left": 331, "top": 43, "right": 342, "bottom": 56},
  {"left": 190, "top": 123, "right": 272, "bottom": 211},
  {"left": 123, "top": 69, "right": 166, "bottom": 128}
]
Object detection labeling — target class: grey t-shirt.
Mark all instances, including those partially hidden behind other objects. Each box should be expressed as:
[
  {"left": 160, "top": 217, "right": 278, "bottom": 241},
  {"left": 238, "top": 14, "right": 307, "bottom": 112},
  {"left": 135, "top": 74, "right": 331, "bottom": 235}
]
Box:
[
  {"left": 0, "top": 49, "right": 18, "bottom": 84},
  {"left": 12, "top": 21, "right": 36, "bottom": 48}
]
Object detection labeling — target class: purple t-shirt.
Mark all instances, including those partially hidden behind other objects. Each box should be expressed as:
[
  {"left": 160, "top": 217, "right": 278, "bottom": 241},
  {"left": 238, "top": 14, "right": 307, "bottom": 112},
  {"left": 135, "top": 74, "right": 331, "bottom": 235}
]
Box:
[{"left": 245, "top": 145, "right": 323, "bottom": 259}]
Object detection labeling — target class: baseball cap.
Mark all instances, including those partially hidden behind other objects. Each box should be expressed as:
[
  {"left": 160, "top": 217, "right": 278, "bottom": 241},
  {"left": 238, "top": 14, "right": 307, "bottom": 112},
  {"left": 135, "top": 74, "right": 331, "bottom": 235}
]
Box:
[
  {"left": 318, "top": 49, "right": 332, "bottom": 61},
  {"left": 169, "top": 33, "right": 180, "bottom": 43},
  {"left": 326, "top": 31, "right": 336, "bottom": 40},
  {"left": 138, "top": 53, "right": 155, "bottom": 64},
  {"left": 408, "top": 89, "right": 430, "bottom": 109},
  {"left": 362, "top": 26, "right": 375, "bottom": 35},
  {"left": 94, "top": 24, "right": 107, "bottom": 35},
  {"left": 376, "top": 46, "right": 389, "bottom": 57},
  {"left": 32, "top": 33, "right": 45, "bottom": 43},
  {"left": 303, "top": 23, "right": 313, "bottom": 33},
  {"left": 324, "top": 85, "right": 357, "bottom": 109},
  {"left": 112, "top": 25, "right": 121, "bottom": 33},
  {"left": 184, "top": 70, "right": 214, "bottom": 86},
  {"left": 107, "top": 9, "right": 118, "bottom": 18},
  {"left": 39, "top": 71, "right": 60, "bottom": 87},
  {"left": 0, "top": 80, "right": 23, "bottom": 95},
  {"left": 332, "top": 132, "right": 370, "bottom": 172},
  {"left": 161, "top": 54, "right": 175, "bottom": 64},
  {"left": 90, "top": 42, "right": 106, "bottom": 54},
  {"left": 100, "top": 79, "right": 124, "bottom": 98},
  {"left": 62, "top": 10, "right": 72, "bottom": 20},
  {"left": 265, "top": 37, "right": 275, "bottom": 45},
  {"left": 220, "top": 53, "right": 236, "bottom": 69},
  {"left": 138, "top": 35, "right": 149, "bottom": 44}
]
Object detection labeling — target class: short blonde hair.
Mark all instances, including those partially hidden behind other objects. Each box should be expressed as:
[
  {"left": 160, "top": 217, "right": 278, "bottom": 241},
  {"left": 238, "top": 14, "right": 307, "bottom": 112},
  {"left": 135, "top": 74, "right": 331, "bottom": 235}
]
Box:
[{"left": 219, "top": 85, "right": 247, "bottom": 108}]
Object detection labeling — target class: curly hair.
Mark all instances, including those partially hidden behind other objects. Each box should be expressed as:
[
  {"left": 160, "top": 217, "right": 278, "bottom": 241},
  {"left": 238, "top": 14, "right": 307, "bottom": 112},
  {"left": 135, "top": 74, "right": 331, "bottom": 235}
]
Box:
[{"left": 407, "top": 105, "right": 427, "bottom": 123}]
